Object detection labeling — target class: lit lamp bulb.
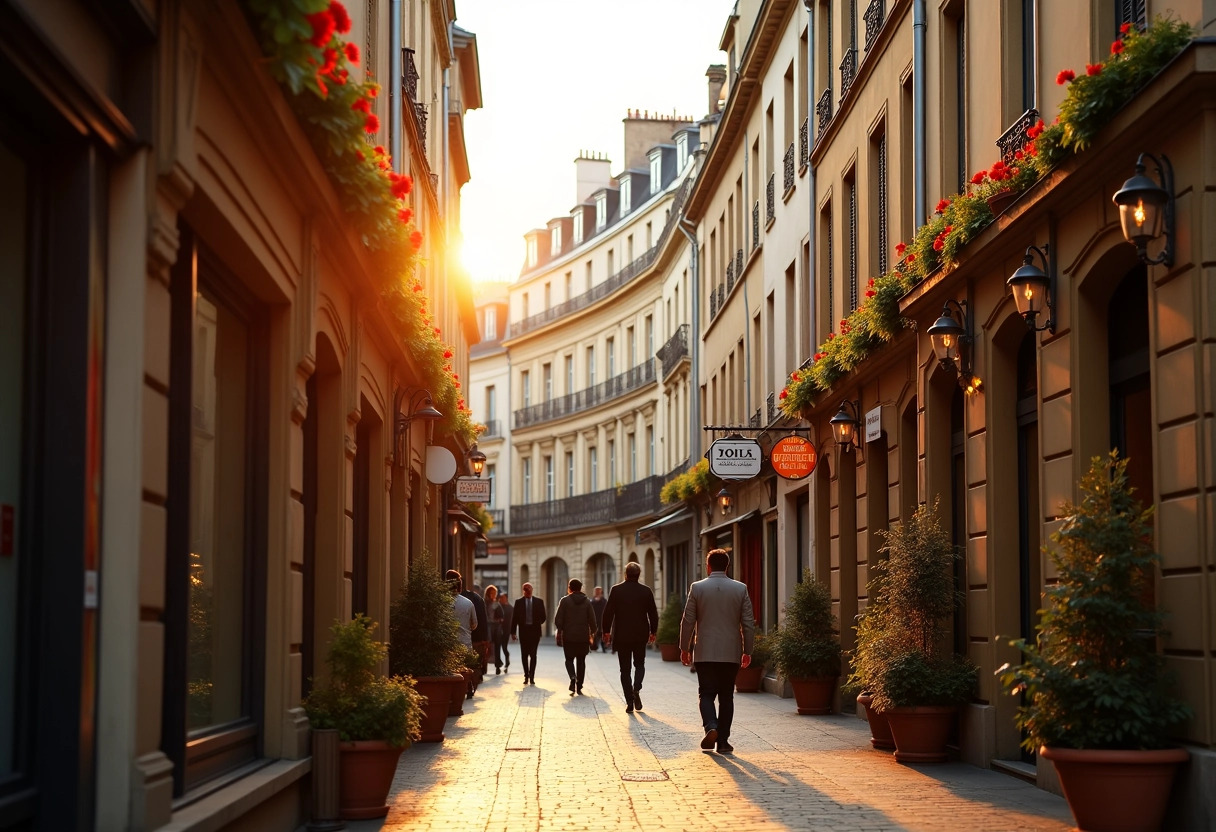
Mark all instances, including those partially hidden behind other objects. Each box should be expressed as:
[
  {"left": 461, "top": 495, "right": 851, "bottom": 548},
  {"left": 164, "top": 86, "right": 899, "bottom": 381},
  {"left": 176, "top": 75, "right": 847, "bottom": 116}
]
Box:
[{"left": 1133, "top": 200, "right": 1146, "bottom": 228}]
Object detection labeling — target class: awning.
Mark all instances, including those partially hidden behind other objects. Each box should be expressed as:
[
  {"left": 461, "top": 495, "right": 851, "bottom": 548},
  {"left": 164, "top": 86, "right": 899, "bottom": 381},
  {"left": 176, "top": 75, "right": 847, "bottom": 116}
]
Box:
[
  {"left": 700, "top": 509, "right": 760, "bottom": 538},
  {"left": 635, "top": 508, "right": 692, "bottom": 534},
  {"left": 447, "top": 507, "right": 482, "bottom": 534}
]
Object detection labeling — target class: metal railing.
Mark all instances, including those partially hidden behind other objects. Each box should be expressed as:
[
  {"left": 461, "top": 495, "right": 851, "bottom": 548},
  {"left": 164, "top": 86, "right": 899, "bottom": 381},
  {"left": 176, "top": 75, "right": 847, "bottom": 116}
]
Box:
[
  {"left": 783, "top": 143, "right": 795, "bottom": 193},
  {"left": 403, "top": 47, "right": 418, "bottom": 101},
  {"left": 513, "top": 359, "right": 656, "bottom": 428},
  {"left": 864, "top": 0, "right": 885, "bottom": 51},
  {"left": 767, "top": 391, "right": 776, "bottom": 425},
  {"left": 766, "top": 173, "right": 775, "bottom": 224},
  {"left": 710, "top": 286, "right": 719, "bottom": 319},
  {"left": 840, "top": 48, "right": 857, "bottom": 101},
  {"left": 656, "top": 324, "right": 689, "bottom": 378},
  {"left": 799, "top": 117, "right": 810, "bottom": 168},
  {"left": 997, "top": 107, "right": 1041, "bottom": 165},
  {"left": 726, "top": 260, "right": 736, "bottom": 294},
  {"left": 481, "top": 419, "right": 503, "bottom": 439},
  {"left": 487, "top": 509, "right": 505, "bottom": 529},
  {"left": 749, "top": 408, "right": 762, "bottom": 428},
  {"left": 752, "top": 202, "right": 760, "bottom": 249},
  {"left": 735, "top": 248, "right": 743, "bottom": 275},
  {"left": 510, "top": 473, "right": 665, "bottom": 535},
  {"left": 816, "top": 88, "right": 833, "bottom": 133}
]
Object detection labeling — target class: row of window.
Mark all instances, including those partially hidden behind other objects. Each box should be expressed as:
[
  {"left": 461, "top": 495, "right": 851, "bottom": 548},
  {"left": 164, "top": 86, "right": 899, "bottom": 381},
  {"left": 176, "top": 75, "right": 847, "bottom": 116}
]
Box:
[
  {"left": 514, "top": 318, "right": 655, "bottom": 407},
  {"left": 517, "top": 428, "right": 656, "bottom": 503}
]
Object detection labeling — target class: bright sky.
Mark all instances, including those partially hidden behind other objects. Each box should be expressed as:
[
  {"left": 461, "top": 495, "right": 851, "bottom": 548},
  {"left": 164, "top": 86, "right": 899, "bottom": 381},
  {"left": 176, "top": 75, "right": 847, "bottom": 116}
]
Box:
[{"left": 453, "top": 0, "right": 733, "bottom": 284}]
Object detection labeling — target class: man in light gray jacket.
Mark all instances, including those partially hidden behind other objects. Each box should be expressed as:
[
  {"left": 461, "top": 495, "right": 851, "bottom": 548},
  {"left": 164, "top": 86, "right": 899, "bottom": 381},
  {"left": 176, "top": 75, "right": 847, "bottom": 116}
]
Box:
[{"left": 680, "top": 548, "right": 755, "bottom": 754}]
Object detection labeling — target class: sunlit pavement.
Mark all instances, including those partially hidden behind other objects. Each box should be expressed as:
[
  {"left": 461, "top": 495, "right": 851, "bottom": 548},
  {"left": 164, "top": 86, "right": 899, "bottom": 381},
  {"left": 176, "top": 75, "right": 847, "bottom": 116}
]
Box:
[{"left": 345, "top": 643, "right": 1074, "bottom": 832}]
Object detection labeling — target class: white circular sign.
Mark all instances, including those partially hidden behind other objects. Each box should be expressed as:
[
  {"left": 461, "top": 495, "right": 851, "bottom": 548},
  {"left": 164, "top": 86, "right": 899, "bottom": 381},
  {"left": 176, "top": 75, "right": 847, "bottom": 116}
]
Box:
[
  {"left": 425, "top": 446, "right": 457, "bottom": 483},
  {"left": 708, "top": 437, "right": 763, "bottom": 480}
]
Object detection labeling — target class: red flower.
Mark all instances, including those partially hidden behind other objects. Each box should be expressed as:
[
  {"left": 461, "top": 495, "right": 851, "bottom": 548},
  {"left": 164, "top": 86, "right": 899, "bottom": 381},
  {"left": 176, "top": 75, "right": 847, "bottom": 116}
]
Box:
[
  {"left": 454, "top": 381, "right": 460, "bottom": 389},
  {"left": 1027, "top": 119, "right": 1045, "bottom": 138},
  {"left": 305, "top": 9, "right": 335, "bottom": 46},
  {"left": 329, "top": 2, "right": 352, "bottom": 33},
  {"left": 1014, "top": 149, "right": 1024, "bottom": 160},
  {"left": 355, "top": 150, "right": 364, "bottom": 161},
  {"left": 827, "top": 332, "right": 835, "bottom": 340},
  {"left": 895, "top": 242, "right": 907, "bottom": 256},
  {"left": 368, "top": 86, "right": 379, "bottom": 98},
  {"left": 374, "top": 145, "right": 385, "bottom": 156},
  {"left": 1111, "top": 39, "right": 1125, "bottom": 56},
  {"left": 411, "top": 283, "right": 423, "bottom": 292},
  {"left": 390, "top": 173, "right": 413, "bottom": 199},
  {"left": 316, "top": 75, "right": 329, "bottom": 96},
  {"left": 933, "top": 237, "right": 945, "bottom": 252},
  {"left": 319, "top": 48, "right": 338, "bottom": 75},
  {"left": 1120, "top": 22, "right": 1132, "bottom": 35},
  {"left": 345, "top": 42, "right": 361, "bottom": 63},
  {"left": 352, "top": 98, "right": 371, "bottom": 114},
  {"left": 944, "top": 225, "right": 953, "bottom": 234},
  {"left": 970, "top": 171, "right": 986, "bottom": 185},
  {"left": 907, "top": 253, "right": 916, "bottom": 263},
  {"left": 443, "top": 349, "right": 453, "bottom": 359},
  {"left": 398, "top": 208, "right": 413, "bottom": 223},
  {"left": 433, "top": 327, "right": 441, "bottom": 336},
  {"left": 365, "top": 113, "right": 380, "bottom": 133},
  {"left": 865, "top": 289, "right": 876, "bottom": 299},
  {"left": 791, "top": 371, "right": 800, "bottom": 382},
  {"left": 410, "top": 230, "right": 424, "bottom": 249},
  {"left": 1086, "top": 63, "right": 1103, "bottom": 76},
  {"left": 935, "top": 198, "right": 951, "bottom": 214},
  {"left": 779, "top": 389, "right": 788, "bottom": 400},
  {"left": 1056, "top": 69, "right": 1076, "bottom": 85}
]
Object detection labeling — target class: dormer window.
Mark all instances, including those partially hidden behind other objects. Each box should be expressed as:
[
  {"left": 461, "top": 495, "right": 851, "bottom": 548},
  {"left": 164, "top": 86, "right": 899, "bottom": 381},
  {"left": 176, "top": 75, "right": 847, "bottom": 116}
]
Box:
[
  {"left": 620, "top": 178, "right": 632, "bottom": 217},
  {"left": 573, "top": 212, "right": 583, "bottom": 245},
  {"left": 650, "top": 154, "right": 662, "bottom": 193},
  {"left": 526, "top": 236, "right": 538, "bottom": 268},
  {"left": 550, "top": 225, "right": 562, "bottom": 256},
  {"left": 595, "top": 194, "right": 607, "bottom": 230},
  {"left": 676, "top": 132, "right": 689, "bottom": 170}
]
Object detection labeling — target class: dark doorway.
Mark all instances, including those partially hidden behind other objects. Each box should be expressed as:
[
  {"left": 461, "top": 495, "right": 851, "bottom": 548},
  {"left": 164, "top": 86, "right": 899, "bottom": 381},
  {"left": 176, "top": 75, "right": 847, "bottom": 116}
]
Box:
[
  {"left": 950, "top": 386, "right": 967, "bottom": 657},
  {"left": 1015, "top": 331, "right": 1040, "bottom": 762},
  {"left": 301, "top": 373, "right": 317, "bottom": 697}
]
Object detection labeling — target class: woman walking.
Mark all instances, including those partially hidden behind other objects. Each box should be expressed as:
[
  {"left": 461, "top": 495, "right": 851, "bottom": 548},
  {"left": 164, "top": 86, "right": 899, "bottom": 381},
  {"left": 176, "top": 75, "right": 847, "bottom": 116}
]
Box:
[{"left": 484, "top": 585, "right": 505, "bottom": 673}]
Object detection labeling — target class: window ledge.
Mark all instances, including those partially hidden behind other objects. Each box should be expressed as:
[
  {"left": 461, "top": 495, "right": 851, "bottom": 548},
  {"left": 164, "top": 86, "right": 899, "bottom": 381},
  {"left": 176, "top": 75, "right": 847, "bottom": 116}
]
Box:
[
  {"left": 798, "top": 163, "right": 809, "bottom": 178},
  {"left": 782, "top": 185, "right": 796, "bottom": 204},
  {"left": 162, "top": 758, "right": 311, "bottom": 832}
]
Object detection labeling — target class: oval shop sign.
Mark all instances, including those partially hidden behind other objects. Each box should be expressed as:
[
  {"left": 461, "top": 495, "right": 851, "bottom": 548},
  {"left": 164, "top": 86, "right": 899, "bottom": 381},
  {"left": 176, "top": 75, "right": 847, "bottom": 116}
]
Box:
[{"left": 707, "top": 437, "right": 763, "bottom": 480}]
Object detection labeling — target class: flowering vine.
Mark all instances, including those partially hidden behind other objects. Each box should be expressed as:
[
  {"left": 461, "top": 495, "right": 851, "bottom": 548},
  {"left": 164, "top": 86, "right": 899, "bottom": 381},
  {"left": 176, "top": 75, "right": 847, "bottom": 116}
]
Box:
[{"left": 778, "top": 15, "right": 1193, "bottom": 419}]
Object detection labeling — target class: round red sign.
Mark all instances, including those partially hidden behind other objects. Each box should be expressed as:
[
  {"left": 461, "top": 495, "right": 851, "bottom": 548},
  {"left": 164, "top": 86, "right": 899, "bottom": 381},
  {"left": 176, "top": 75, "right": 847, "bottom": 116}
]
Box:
[{"left": 770, "top": 435, "right": 817, "bottom": 480}]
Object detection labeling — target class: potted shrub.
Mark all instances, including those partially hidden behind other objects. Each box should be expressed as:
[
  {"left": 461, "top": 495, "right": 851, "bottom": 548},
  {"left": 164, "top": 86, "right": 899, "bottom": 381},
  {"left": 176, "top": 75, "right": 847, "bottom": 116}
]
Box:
[
  {"left": 855, "top": 500, "right": 977, "bottom": 762},
  {"left": 389, "top": 558, "right": 464, "bottom": 742},
  {"left": 655, "top": 592, "right": 683, "bottom": 662},
  {"left": 845, "top": 607, "right": 894, "bottom": 750},
  {"left": 304, "top": 615, "right": 422, "bottom": 820},
  {"left": 444, "top": 645, "right": 482, "bottom": 717},
  {"left": 999, "top": 453, "right": 1191, "bottom": 832},
  {"left": 735, "top": 630, "right": 770, "bottom": 692},
  {"left": 771, "top": 571, "right": 842, "bottom": 714}
]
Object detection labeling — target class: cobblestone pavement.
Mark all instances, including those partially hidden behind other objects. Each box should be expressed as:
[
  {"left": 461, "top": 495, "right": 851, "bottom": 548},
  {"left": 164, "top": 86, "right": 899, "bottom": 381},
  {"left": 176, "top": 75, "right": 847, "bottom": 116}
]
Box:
[{"left": 347, "top": 644, "right": 1074, "bottom": 832}]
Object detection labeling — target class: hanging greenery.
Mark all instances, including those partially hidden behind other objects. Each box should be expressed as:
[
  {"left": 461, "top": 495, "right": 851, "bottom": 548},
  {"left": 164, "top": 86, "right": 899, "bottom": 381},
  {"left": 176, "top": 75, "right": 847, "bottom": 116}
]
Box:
[{"left": 779, "top": 16, "right": 1193, "bottom": 418}]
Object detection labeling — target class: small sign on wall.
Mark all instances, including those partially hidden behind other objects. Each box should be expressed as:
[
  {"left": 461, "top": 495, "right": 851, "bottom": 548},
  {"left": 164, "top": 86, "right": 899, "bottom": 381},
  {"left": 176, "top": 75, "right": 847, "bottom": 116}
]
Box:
[{"left": 865, "top": 406, "right": 884, "bottom": 443}]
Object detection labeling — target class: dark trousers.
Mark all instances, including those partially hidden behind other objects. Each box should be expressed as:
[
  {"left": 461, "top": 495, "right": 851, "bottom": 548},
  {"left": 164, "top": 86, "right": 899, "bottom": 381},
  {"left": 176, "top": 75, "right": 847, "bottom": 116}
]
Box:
[
  {"left": 615, "top": 642, "right": 647, "bottom": 700},
  {"left": 494, "top": 630, "right": 510, "bottom": 667},
  {"left": 520, "top": 634, "right": 540, "bottom": 679},
  {"left": 695, "top": 661, "right": 740, "bottom": 741},
  {"left": 563, "top": 643, "right": 588, "bottom": 688}
]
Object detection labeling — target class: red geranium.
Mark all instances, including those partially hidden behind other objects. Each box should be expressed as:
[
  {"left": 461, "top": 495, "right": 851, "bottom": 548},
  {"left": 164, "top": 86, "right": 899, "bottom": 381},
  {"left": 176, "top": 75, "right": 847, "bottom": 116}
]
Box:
[
  {"left": 895, "top": 242, "right": 907, "bottom": 256},
  {"left": 970, "top": 171, "right": 986, "bottom": 185},
  {"left": 1086, "top": 63, "right": 1103, "bottom": 76},
  {"left": 390, "top": 173, "right": 413, "bottom": 199},
  {"left": 779, "top": 389, "right": 788, "bottom": 400},
  {"left": 1111, "top": 39, "right": 1125, "bottom": 55},
  {"left": 1056, "top": 69, "right": 1076, "bottom": 85},
  {"left": 365, "top": 113, "right": 380, "bottom": 133},
  {"left": 935, "top": 198, "right": 951, "bottom": 214},
  {"left": 411, "top": 230, "right": 423, "bottom": 249},
  {"left": 329, "top": 2, "right": 352, "bottom": 34},
  {"left": 345, "top": 42, "right": 360, "bottom": 63},
  {"left": 305, "top": 9, "right": 335, "bottom": 47},
  {"left": 398, "top": 208, "right": 413, "bottom": 223},
  {"left": 352, "top": 98, "right": 371, "bottom": 114},
  {"left": 1120, "top": 22, "right": 1132, "bottom": 35}
]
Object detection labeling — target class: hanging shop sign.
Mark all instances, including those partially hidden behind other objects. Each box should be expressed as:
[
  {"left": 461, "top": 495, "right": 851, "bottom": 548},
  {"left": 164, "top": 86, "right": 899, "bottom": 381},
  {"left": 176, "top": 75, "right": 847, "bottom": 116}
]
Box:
[
  {"left": 708, "top": 437, "right": 764, "bottom": 480},
  {"left": 455, "top": 476, "right": 492, "bottom": 503},
  {"left": 770, "top": 435, "right": 817, "bottom": 480},
  {"left": 865, "top": 406, "right": 884, "bottom": 443}
]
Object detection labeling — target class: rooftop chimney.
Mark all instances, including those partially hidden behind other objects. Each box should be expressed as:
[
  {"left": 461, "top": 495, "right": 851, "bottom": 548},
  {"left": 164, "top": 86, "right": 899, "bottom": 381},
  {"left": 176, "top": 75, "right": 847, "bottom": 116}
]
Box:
[
  {"left": 573, "top": 151, "right": 613, "bottom": 205},
  {"left": 706, "top": 64, "right": 727, "bottom": 115}
]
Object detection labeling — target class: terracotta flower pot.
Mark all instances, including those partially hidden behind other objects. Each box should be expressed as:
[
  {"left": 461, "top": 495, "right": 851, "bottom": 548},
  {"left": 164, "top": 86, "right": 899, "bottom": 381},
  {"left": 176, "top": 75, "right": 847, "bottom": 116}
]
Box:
[
  {"left": 446, "top": 672, "right": 467, "bottom": 717},
  {"left": 856, "top": 692, "right": 895, "bottom": 750},
  {"left": 985, "top": 189, "right": 1018, "bottom": 216},
  {"left": 1040, "top": 745, "right": 1189, "bottom": 832},
  {"left": 413, "top": 676, "right": 453, "bottom": 743},
  {"left": 789, "top": 676, "right": 837, "bottom": 715},
  {"left": 885, "top": 705, "right": 956, "bottom": 763},
  {"left": 735, "top": 663, "right": 765, "bottom": 692},
  {"left": 337, "top": 740, "right": 405, "bottom": 819},
  {"left": 658, "top": 643, "right": 681, "bottom": 662}
]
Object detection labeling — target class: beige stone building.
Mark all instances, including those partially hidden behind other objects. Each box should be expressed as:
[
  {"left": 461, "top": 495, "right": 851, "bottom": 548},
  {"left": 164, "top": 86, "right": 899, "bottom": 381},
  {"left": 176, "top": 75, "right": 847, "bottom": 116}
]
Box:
[
  {"left": 0, "top": 0, "right": 480, "bottom": 829},
  {"left": 470, "top": 281, "right": 511, "bottom": 591}
]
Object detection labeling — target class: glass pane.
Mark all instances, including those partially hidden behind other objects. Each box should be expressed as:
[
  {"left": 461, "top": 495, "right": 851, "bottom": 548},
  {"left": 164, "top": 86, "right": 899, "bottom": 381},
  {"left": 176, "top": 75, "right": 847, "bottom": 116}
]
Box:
[
  {"left": 188, "top": 290, "right": 248, "bottom": 731},
  {"left": 0, "top": 141, "right": 28, "bottom": 777}
]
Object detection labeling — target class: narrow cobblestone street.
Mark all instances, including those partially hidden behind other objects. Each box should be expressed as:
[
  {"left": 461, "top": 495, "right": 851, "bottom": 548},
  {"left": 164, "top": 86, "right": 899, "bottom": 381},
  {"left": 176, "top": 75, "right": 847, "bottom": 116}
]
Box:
[{"left": 348, "top": 645, "right": 1074, "bottom": 832}]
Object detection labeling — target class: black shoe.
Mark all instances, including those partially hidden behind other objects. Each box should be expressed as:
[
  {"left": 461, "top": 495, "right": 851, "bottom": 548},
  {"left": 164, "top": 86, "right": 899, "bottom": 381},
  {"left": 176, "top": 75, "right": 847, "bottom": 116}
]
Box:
[
  {"left": 716, "top": 742, "right": 734, "bottom": 754},
  {"left": 632, "top": 689, "right": 643, "bottom": 711},
  {"left": 569, "top": 678, "right": 576, "bottom": 693},
  {"left": 700, "top": 728, "right": 718, "bottom": 750},
  {"left": 496, "top": 667, "right": 501, "bottom": 675},
  {"left": 576, "top": 687, "right": 583, "bottom": 695},
  {"left": 625, "top": 704, "right": 634, "bottom": 713}
]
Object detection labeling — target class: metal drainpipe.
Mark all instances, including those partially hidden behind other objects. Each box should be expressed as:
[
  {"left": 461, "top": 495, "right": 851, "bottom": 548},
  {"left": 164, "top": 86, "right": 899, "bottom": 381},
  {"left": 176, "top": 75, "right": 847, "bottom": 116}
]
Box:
[
  {"left": 390, "top": 0, "right": 401, "bottom": 172},
  {"left": 804, "top": 0, "right": 817, "bottom": 349},
  {"left": 741, "top": 133, "right": 751, "bottom": 420},
  {"left": 914, "top": 0, "right": 927, "bottom": 228},
  {"left": 677, "top": 212, "right": 701, "bottom": 561}
]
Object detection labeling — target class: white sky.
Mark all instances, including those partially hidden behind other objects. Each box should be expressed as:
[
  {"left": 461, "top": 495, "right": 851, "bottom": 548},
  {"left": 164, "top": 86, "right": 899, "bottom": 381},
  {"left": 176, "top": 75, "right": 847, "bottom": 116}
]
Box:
[{"left": 453, "top": 0, "right": 732, "bottom": 284}]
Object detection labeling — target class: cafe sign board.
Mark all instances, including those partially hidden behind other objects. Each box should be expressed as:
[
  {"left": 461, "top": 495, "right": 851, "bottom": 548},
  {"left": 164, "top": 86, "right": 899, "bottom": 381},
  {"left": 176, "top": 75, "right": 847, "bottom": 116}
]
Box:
[
  {"left": 770, "top": 435, "right": 817, "bottom": 480},
  {"left": 455, "top": 476, "right": 492, "bottom": 503},
  {"left": 707, "top": 437, "right": 763, "bottom": 480},
  {"left": 865, "top": 406, "right": 883, "bottom": 443}
]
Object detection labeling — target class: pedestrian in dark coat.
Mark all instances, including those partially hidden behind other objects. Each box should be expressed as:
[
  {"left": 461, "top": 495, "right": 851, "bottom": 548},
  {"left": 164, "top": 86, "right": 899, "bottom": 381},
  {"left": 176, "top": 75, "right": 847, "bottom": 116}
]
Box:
[
  {"left": 511, "top": 583, "right": 546, "bottom": 684},
  {"left": 590, "top": 586, "right": 608, "bottom": 651},
  {"left": 497, "top": 592, "right": 514, "bottom": 671},
  {"left": 554, "top": 578, "right": 597, "bottom": 695},
  {"left": 601, "top": 562, "right": 659, "bottom": 713}
]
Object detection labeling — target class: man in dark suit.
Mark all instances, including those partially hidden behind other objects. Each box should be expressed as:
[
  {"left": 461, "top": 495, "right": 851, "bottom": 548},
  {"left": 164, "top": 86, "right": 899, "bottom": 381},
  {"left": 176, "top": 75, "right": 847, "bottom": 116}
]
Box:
[
  {"left": 680, "top": 548, "right": 754, "bottom": 754},
  {"left": 511, "top": 582, "right": 546, "bottom": 684},
  {"left": 601, "top": 562, "right": 658, "bottom": 713}
]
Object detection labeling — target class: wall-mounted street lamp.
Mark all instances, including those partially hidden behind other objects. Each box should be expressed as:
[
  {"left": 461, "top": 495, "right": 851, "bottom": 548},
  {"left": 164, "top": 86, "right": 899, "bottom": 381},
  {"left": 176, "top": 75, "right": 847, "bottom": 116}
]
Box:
[
  {"left": 717, "top": 487, "right": 733, "bottom": 516},
  {"left": 829, "top": 400, "right": 861, "bottom": 453},
  {"left": 466, "top": 445, "right": 487, "bottom": 477},
  {"left": 927, "top": 299, "right": 983, "bottom": 394},
  {"left": 1007, "top": 244, "right": 1055, "bottom": 334},
  {"left": 392, "top": 388, "right": 442, "bottom": 466},
  {"left": 1112, "top": 153, "right": 1174, "bottom": 267}
]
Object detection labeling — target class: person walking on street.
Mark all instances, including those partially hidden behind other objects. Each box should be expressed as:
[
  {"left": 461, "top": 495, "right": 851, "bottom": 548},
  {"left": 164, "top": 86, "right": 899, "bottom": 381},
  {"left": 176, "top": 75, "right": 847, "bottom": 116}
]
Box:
[
  {"left": 600, "top": 562, "right": 658, "bottom": 713},
  {"left": 590, "top": 586, "right": 608, "bottom": 652},
  {"left": 463, "top": 580, "right": 490, "bottom": 675},
  {"left": 511, "top": 583, "right": 546, "bottom": 684},
  {"left": 496, "top": 590, "right": 513, "bottom": 672},
  {"left": 680, "top": 548, "right": 754, "bottom": 754},
  {"left": 448, "top": 572, "right": 479, "bottom": 697},
  {"left": 554, "top": 578, "right": 597, "bottom": 695},
  {"left": 484, "top": 585, "right": 505, "bottom": 673}
]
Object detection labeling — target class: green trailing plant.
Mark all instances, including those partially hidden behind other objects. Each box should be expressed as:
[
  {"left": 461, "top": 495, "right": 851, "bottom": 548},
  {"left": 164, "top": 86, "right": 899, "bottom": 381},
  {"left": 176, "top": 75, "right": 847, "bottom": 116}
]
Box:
[
  {"left": 660, "top": 458, "right": 719, "bottom": 504},
  {"left": 303, "top": 615, "right": 422, "bottom": 748},
  {"left": 998, "top": 452, "right": 1191, "bottom": 751},
  {"left": 389, "top": 557, "right": 464, "bottom": 678},
  {"left": 779, "top": 15, "right": 1193, "bottom": 417},
  {"left": 771, "top": 571, "right": 842, "bottom": 679},
  {"left": 655, "top": 592, "right": 684, "bottom": 645},
  {"left": 460, "top": 501, "right": 493, "bottom": 533},
  {"left": 849, "top": 500, "right": 977, "bottom": 712}
]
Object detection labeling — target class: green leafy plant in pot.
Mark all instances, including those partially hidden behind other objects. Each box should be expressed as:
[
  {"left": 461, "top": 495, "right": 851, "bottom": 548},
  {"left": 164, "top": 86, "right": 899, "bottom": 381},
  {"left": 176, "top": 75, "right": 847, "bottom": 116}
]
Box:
[
  {"left": 303, "top": 615, "right": 422, "bottom": 819},
  {"left": 999, "top": 452, "right": 1191, "bottom": 832},
  {"left": 735, "top": 629, "right": 771, "bottom": 692},
  {"left": 655, "top": 592, "right": 683, "bottom": 662},
  {"left": 771, "top": 571, "right": 842, "bottom": 714},
  {"left": 389, "top": 557, "right": 464, "bottom": 742},
  {"left": 851, "top": 499, "right": 977, "bottom": 762}
]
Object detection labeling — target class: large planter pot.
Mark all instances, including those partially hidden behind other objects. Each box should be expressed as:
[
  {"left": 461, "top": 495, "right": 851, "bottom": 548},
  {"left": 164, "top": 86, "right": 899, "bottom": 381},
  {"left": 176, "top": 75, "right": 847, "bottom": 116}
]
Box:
[
  {"left": 735, "top": 663, "right": 765, "bottom": 692},
  {"left": 856, "top": 692, "right": 895, "bottom": 750},
  {"left": 1040, "top": 745, "right": 1189, "bottom": 832},
  {"left": 885, "top": 705, "right": 956, "bottom": 763},
  {"left": 413, "top": 676, "right": 452, "bottom": 743},
  {"left": 658, "top": 643, "right": 681, "bottom": 662},
  {"left": 985, "top": 189, "right": 1018, "bottom": 216},
  {"left": 446, "top": 673, "right": 467, "bottom": 717},
  {"left": 337, "top": 740, "right": 405, "bottom": 820},
  {"left": 789, "top": 676, "right": 837, "bottom": 715}
]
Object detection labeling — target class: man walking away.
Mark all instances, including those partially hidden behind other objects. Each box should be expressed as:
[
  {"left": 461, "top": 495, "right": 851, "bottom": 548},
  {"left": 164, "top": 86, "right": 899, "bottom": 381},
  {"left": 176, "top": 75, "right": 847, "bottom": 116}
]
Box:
[
  {"left": 680, "top": 548, "right": 754, "bottom": 754},
  {"left": 590, "top": 586, "right": 608, "bottom": 651},
  {"left": 447, "top": 571, "right": 478, "bottom": 697},
  {"left": 497, "top": 591, "right": 514, "bottom": 672},
  {"left": 601, "top": 562, "right": 658, "bottom": 713},
  {"left": 553, "top": 578, "right": 596, "bottom": 695},
  {"left": 463, "top": 580, "right": 490, "bottom": 675},
  {"left": 511, "top": 582, "right": 546, "bottom": 684}
]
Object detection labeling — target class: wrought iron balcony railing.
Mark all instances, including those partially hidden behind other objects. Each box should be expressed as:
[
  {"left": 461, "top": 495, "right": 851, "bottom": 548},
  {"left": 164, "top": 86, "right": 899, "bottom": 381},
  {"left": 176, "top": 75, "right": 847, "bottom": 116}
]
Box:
[
  {"left": 487, "top": 509, "right": 505, "bottom": 530},
  {"left": 766, "top": 173, "right": 775, "bottom": 224},
  {"left": 816, "top": 88, "right": 833, "bottom": 133},
  {"left": 709, "top": 286, "right": 718, "bottom": 319},
  {"left": 403, "top": 47, "right": 419, "bottom": 101},
  {"left": 840, "top": 48, "right": 858, "bottom": 101},
  {"left": 799, "top": 117, "right": 810, "bottom": 168},
  {"left": 513, "top": 359, "right": 656, "bottom": 428},
  {"left": 748, "top": 408, "right": 762, "bottom": 428},
  {"left": 717, "top": 284, "right": 725, "bottom": 310},
  {"left": 997, "top": 107, "right": 1041, "bottom": 165},
  {"left": 784, "top": 143, "right": 795, "bottom": 193},
  {"left": 864, "top": 0, "right": 885, "bottom": 51},
  {"left": 726, "top": 260, "right": 735, "bottom": 294},
  {"left": 656, "top": 323, "right": 689, "bottom": 378},
  {"left": 481, "top": 419, "right": 503, "bottom": 439},
  {"left": 766, "top": 391, "right": 776, "bottom": 425},
  {"left": 510, "top": 473, "right": 665, "bottom": 535},
  {"left": 735, "top": 248, "right": 743, "bottom": 275},
  {"left": 752, "top": 202, "right": 760, "bottom": 249}
]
